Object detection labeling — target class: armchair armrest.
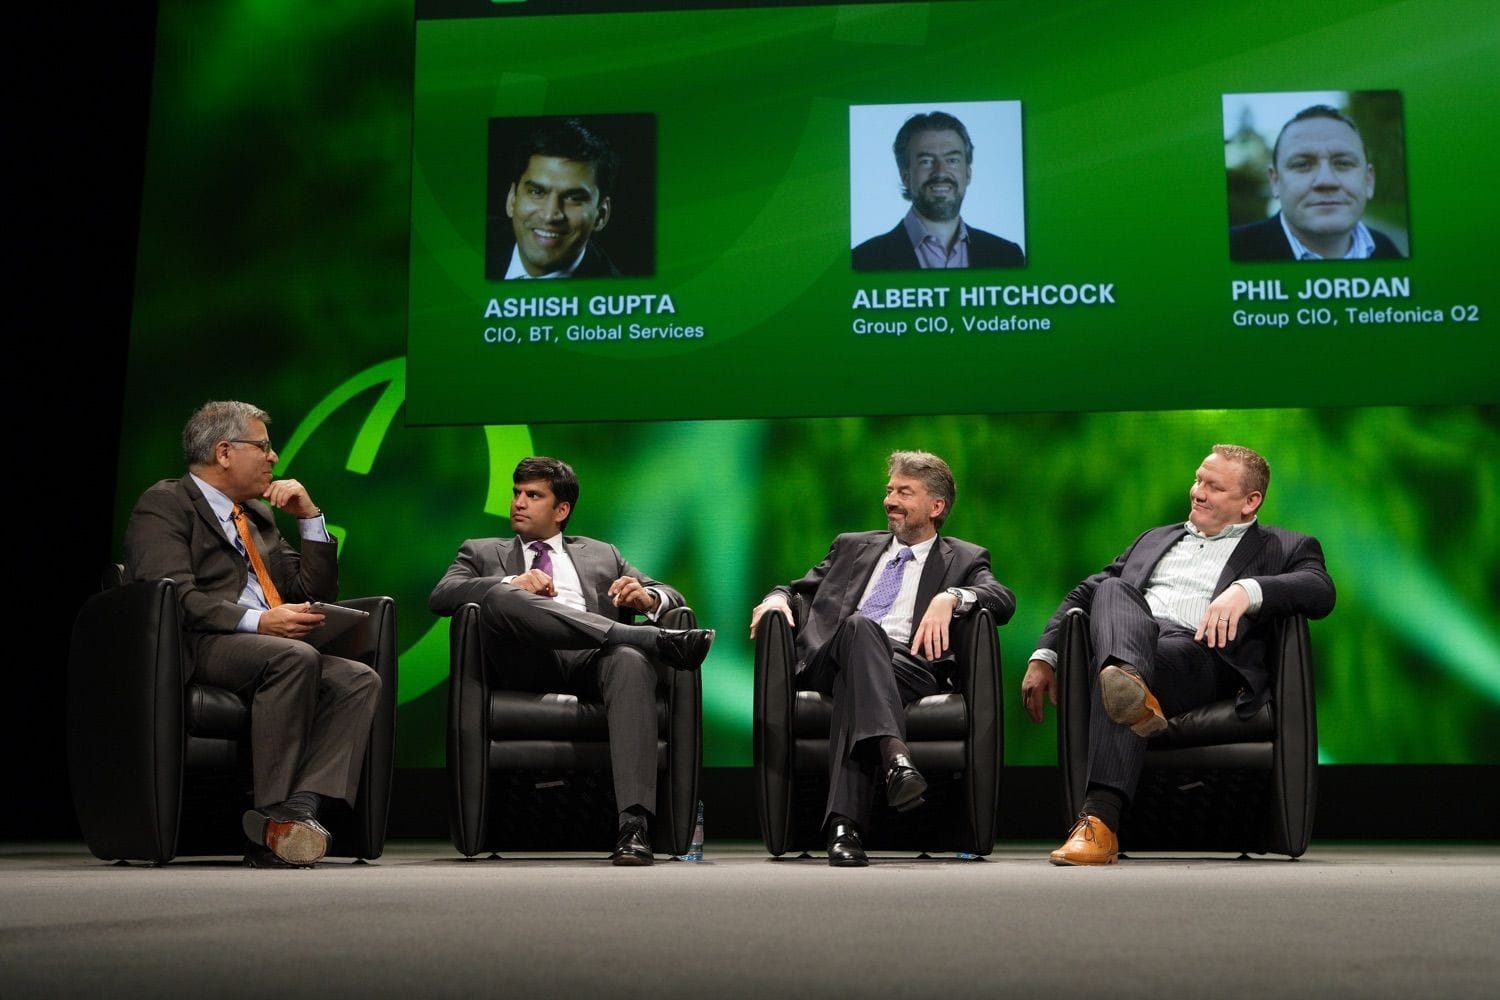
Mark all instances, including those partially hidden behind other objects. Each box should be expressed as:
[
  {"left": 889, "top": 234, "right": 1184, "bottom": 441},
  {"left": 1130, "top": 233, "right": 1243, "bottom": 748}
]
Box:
[
  {"left": 447, "top": 602, "right": 488, "bottom": 856},
  {"left": 1056, "top": 606, "right": 1093, "bottom": 823},
  {"left": 753, "top": 602, "right": 798, "bottom": 856},
  {"left": 1271, "top": 614, "right": 1316, "bottom": 856},
  {"left": 321, "top": 594, "right": 398, "bottom": 859},
  {"left": 67, "top": 577, "right": 186, "bottom": 862}
]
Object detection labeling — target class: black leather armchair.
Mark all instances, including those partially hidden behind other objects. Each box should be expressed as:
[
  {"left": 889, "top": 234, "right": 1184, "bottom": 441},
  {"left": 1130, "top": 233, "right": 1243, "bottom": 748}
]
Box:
[
  {"left": 1056, "top": 607, "right": 1317, "bottom": 857},
  {"left": 754, "top": 596, "right": 1002, "bottom": 857},
  {"left": 446, "top": 603, "right": 701, "bottom": 857},
  {"left": 66, "top": 567, "right": 398, "bottom": 864}
]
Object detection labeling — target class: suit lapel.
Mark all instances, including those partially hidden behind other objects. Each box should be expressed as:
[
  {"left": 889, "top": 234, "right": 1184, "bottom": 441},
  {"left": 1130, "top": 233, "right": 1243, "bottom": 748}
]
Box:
[
  {"left": 915, "top": 536, "right": 949, "bottom": 614},
  {"left": 1215, "top": 523, "right": 1267, "bottom": 595},
  {"left": 560, "top": 536, "right": 603, "bottom": 613},
  {"left": 1125, "top": 526, "right": 1184, "bottom": 588},
  {"left": 500, "top": 537, "right": 527, "bottom": 576}
]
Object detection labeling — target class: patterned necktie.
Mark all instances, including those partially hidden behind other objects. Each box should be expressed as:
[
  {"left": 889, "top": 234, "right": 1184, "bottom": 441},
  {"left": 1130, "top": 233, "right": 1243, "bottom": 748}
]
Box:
[
  {"left": 529, "top": 540, "right": 555, "bottom": 577},
  {"left": 858, "top": 546, "right": 914, "bottom": 621},
  {"left": 231, "top": 503, "right": 283, "bottom": 608}
]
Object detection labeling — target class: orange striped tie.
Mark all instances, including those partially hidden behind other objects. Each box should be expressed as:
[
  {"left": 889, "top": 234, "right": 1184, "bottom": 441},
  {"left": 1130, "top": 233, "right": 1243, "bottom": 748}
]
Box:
[{"left": 232, "top": 503, "right": 283, "bottom": 608}]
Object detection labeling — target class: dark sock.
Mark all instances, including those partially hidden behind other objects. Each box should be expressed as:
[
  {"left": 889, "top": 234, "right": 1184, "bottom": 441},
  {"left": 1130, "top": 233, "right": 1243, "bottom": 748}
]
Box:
[
  {"left": 1081, "top": 784, "right": 1126, "bottom": 832},
  {"left": 877, "top": 736, "right": 913, "bottom": 770},
  {"left": 603, "top": 623, "right": 660, "bottom": 649},
  {"left": 283, "top": 790, "right": 323, "bottom": 820}
]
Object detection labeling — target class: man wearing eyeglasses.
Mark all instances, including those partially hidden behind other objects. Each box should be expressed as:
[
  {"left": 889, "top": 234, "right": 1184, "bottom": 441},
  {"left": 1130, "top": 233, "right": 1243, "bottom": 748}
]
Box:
[{"left": 123, "top": 400, "right": 382, "bottom": 868}]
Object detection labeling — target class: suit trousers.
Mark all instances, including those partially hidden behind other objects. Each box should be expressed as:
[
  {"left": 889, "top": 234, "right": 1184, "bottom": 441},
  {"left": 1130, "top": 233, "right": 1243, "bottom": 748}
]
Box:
[
  {"left": 797, "top": 614, "right": 944, "bottom": 827},
  {"left": 481, "top": 586, "right": 659, "bottom": 814},
  {"left": 193, "top": 632, "right": 381, "bottom": 809},
  {"left": 1085, "top": 577, "right": 1241, "bottom": 799}
]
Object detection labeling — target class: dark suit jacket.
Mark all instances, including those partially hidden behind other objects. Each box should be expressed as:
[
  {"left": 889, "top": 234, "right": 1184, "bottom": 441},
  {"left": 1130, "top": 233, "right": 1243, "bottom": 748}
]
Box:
[
  {"left": 852, "top": 221, "right": 1026, "bottom": 271},
  {"left": 773, "top": 531, "right": 1016, "bottom": 671},
  {"left": 1035, "top": 522, "right": 1335, "bottom": 713},
  {"left": 428, "top": 534, "right": 681, "bottom": 622},
  {"left": 1228, "top": 213, "right": 1403, "bottom": 261},
  {"left": 485, "top": 236, "right": 623, "bottom": 280},
  {"left": 122, "top": 476, "right": 338, "bottom": 676}
]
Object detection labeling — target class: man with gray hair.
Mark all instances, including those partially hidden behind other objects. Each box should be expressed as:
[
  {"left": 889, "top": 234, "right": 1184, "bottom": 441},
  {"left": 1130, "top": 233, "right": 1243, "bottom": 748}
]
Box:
[
  {"left": 853, "top": 110, "right": 1026, "bottom": 271},
  {"left": 750, "top": 451, "right": 1015, "bottom": 866},
  {"left": 1021, "top": 444, "right": 1335, "bottom": 865},
  {"left": 123, "top": 400, "right": 382, "bottom": 868}
]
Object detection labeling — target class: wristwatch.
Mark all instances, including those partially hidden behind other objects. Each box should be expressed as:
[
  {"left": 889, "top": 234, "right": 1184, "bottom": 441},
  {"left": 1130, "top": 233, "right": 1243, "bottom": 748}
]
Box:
[{"left": 944, "top": 587, "right": 967, "bottom": 609}]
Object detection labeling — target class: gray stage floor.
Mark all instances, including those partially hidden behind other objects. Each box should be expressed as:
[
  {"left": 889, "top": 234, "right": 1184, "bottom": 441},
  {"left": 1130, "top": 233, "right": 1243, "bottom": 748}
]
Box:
[{"left": 3, "top": 840, "right": 1496, "bottom": 999}]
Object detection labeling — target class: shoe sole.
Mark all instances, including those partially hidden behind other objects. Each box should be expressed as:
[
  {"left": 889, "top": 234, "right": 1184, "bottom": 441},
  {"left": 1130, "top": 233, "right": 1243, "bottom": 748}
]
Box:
[
  {"left": 242, "top": 810, "right": 329, "bottom": 866},
  {"left": 1048, "top": 851, "right": 1117, "bottom": 866},
  {"left": 829, "top": 855, "right": 870, "bottom": 867},
  {"left": 1099, "top": 666, "right": 1168, "bottom": 737},
  {"left": 611, "top": 853, "right": 654, "bottom": 867}
]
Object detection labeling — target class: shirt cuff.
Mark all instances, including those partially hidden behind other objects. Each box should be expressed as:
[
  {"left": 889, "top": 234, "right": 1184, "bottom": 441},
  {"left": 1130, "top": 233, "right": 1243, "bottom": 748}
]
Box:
[
  {"left": 298, "top": 513, "right": 331, "bottom": 543},
  {"left": 1030, "top": 648, "right": 1058, "bottom": 667},
  {"left": 237, "top": 608, "right": 262, "bottom": 634},
  {"left": 1233, "top": 578, "right": 1263, "bottom": 613},
  {"left": 644, "top": 586, "right": 672, "bottom": 622},
  {"left": 948, "top": 587, "right": 975, "bottom": 614}
]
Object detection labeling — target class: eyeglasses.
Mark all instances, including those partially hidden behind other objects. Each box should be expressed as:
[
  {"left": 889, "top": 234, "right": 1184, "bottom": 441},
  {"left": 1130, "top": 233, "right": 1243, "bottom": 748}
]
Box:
[{"left": 226, "top": 438, "right": 274, "bottom": 455}]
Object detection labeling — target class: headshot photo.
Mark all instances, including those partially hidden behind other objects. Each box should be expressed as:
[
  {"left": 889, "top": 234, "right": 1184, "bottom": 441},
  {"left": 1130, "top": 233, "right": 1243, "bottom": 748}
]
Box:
[
  {"left": 1224, "top": 91, "right": 1408, "bottom": 262},
  {"left": 850, "top": 101, "right": 1026, "bottom": 272},
  {"left": 485, "top": 113, "right": 656, "bottom": 280}
]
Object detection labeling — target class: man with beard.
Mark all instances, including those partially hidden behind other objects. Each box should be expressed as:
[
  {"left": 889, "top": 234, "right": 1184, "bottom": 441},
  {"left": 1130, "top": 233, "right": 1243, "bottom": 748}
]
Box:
[
  {"left": 853, "top": 111, "right": 1025, "bottom": 271},
  {"left": 749, "top": 451, "right": 1015, "bottom": 866}
]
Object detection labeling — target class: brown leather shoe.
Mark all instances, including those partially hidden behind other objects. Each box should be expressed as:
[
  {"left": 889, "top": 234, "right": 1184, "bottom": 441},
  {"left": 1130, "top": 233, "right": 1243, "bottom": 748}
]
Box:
[
  {"left": 1099, "top": 665, "right": 1168, "bottom": 737},
  {"left": 1049, "top": 814, "right": 1119, "bottom": 866}
]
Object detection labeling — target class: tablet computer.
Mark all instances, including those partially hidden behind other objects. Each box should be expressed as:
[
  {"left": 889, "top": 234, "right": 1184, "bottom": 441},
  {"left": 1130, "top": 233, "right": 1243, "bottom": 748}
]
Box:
[{"left": 305, "top": 602, "right": 370, "bottom": 649}]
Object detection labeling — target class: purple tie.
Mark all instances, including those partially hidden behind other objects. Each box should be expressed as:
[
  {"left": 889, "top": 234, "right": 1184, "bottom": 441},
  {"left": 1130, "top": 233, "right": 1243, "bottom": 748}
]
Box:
[
  {"left": 859, "top": 546, "right": 914, "bottom": 621},
  {"left": 529, "top": 540, "right": 554, "bottom": 577}
]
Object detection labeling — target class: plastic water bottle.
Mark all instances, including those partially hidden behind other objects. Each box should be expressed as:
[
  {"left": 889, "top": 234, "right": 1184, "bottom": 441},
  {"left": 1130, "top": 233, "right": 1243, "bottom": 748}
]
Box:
[{"left": 676, "top": 800, "right": 705, "bottom": 861}]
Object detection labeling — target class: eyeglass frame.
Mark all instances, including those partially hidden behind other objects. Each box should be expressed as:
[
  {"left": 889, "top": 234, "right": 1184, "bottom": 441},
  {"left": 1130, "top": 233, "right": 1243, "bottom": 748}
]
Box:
[{"left": 225, "top": 438, "right": 275, "bottom": 455}]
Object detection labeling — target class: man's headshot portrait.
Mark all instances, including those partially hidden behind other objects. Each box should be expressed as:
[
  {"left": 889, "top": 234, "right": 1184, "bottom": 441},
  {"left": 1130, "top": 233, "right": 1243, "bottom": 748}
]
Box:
[
  {"left": 485, "top": 114, "right": 656, "bottom": 280},
  {"left": 850, "top": 101, "right": 1026, "bottom": 272},
  {"left": 1225, "top": 92, "right": 1408, "bottom": 261}
]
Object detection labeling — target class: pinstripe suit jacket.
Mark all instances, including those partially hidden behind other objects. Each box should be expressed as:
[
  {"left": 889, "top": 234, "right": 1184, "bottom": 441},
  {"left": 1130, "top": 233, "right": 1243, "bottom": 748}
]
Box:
[{"left": 1035, "top": 521, "right": 1334, "bottom": 712}]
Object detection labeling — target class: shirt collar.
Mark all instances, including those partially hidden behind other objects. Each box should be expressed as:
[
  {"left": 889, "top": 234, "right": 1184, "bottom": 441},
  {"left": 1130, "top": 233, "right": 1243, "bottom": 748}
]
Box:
[
  {"left": 505, "top": 242, "right": 588, "bottom": 279},
  {"left": 1279, "top": 213, "right": 1376, "bottom": 260},
  {"left": 901, "top": 207, "right": 968, "bottom": 250},
  {"left": 1184, "top": 517, "right": 1256, "bottom": 541},
  {"left": 190, "top": 472, "right": 238, "bottom": 525},
  {"left": 887, "top": 533, "right": 938, "bottom": 560}
]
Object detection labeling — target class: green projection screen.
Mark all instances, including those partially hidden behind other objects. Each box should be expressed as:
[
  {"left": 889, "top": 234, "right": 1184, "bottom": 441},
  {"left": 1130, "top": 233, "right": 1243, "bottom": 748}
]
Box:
[
  {"left": 408, "top": 0, "right": 1497, "bottom": 425},
  {"left": 115, "top": 0, "right": 1497, "bottom": 774}
]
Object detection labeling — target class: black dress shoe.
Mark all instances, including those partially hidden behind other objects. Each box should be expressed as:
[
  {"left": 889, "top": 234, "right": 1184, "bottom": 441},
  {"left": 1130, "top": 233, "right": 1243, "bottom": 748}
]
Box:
[
  {"left": 610, "top": 823, "right": 654, "bottom": 866},
  {"left": 242, "top": 845, "right": 310, "bottom": 869},
  {"left": 827, "top": 819, "right": 869, "bottom": 867},
  {"left": 885, "top": 753, "right": 927, "bottom": 813},
  {"left": 655, "top": 628, "right": 716, "bottom": 671},
  {"left": 242, "top": 804, "right": 330, "bottom": 866}
]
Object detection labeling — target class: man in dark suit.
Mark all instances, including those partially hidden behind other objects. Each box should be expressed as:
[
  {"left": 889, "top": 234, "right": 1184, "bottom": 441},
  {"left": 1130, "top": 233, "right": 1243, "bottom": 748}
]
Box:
[
  {"left": 853, "top": 110, "right": 1025, "bottom": 271},
  {"left": 1021, "top": 444, "right": 1335, "bottom": 864},
  {"left": 1229, "top": 104, "right": 1404, "bottom": 261},
  {"left": 750, "top": 451, "right": 1015, "bottom": 866},
  {"left": 428, "top": 456, "right": 714, "bottom": 866},
  {"left": 123, "top": 400, "right": 382, "bottom": 868},
  {"left": 490, "top": 117, "right": 623, "bottom": 280}
]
